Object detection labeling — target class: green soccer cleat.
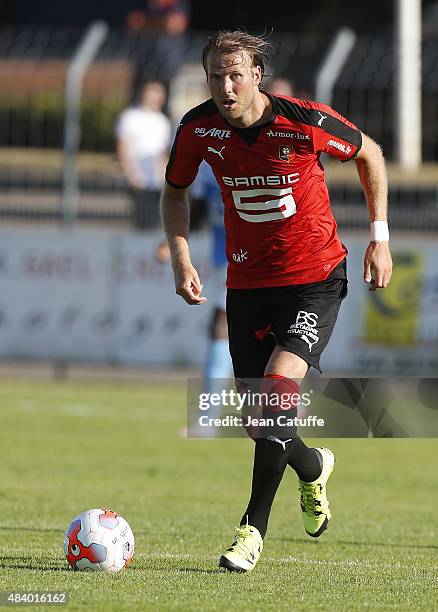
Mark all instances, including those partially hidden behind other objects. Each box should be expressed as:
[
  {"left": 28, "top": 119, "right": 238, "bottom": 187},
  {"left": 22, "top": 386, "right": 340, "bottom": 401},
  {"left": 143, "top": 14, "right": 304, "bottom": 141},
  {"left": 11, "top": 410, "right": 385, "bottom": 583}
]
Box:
[
  {"left": 299, "top": 447, "right": 335, "bottom": 538},
  {"left": 219, "top": 523, "right": 263, "bottom": 572}
]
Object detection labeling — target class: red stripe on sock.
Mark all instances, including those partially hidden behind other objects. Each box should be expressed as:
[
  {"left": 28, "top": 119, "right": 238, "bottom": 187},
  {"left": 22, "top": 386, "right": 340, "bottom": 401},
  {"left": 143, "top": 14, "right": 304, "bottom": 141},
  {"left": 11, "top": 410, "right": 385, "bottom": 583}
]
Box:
[{"left": 260, "top": 375, "right": 300, "bottom": 412}]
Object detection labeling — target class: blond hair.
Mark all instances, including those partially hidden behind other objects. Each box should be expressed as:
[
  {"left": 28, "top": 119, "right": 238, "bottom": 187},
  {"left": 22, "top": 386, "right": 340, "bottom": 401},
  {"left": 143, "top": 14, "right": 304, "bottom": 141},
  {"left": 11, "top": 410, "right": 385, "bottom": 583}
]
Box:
[{"left": 202, "top": 30, "right": 272, "bottom": 78}]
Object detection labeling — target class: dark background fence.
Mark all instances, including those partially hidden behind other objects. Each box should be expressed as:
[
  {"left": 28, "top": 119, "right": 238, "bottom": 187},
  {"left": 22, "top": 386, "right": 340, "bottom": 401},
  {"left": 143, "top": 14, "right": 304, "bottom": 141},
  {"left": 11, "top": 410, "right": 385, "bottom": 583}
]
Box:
[{"left": 0, "top": 26, "right": 436, "bottom": 229}]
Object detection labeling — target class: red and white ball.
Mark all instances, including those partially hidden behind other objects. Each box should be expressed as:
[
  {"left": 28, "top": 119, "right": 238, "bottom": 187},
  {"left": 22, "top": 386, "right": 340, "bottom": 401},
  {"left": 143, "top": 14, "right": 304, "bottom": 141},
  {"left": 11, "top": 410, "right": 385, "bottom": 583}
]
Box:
[{"left": 64, "top": 508, "right": 134, "bottom": 572}]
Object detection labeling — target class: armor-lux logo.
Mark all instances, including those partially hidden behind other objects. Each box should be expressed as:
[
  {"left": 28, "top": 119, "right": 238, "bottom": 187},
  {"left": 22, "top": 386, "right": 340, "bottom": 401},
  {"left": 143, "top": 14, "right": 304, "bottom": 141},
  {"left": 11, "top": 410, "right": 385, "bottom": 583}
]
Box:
[{"left": 195, "top": 127, "right": 231, "bottom": 139}]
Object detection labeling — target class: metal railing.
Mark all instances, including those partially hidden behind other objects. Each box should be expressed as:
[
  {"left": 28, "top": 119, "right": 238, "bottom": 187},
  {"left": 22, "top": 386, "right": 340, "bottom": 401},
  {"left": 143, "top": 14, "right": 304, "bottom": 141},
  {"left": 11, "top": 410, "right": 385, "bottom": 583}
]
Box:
[{"left": 0, "top": 25, "right": 436, "bottom": 229}]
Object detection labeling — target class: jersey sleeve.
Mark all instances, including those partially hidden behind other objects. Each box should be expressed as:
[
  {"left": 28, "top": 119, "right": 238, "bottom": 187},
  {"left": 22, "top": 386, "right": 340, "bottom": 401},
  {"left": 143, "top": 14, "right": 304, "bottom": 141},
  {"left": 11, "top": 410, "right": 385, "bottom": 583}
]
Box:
[
  {"left": 165, "top": 118, "right": 203, "bottom": 189},
  {"left": 309, "top": 101, "right": 362, "bottom": 161}
]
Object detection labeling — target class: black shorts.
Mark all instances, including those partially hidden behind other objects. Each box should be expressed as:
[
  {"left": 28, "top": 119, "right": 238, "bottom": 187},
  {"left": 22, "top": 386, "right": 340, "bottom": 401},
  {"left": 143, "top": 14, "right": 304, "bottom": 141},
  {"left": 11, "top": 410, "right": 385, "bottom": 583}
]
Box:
[{"left": 226, "top": 259, "right": 348, "bottom": 377}]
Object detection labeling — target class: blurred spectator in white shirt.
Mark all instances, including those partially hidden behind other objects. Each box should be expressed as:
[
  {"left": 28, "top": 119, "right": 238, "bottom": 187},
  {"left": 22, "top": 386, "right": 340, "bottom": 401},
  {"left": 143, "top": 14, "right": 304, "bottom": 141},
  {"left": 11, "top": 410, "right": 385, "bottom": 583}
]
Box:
[{"left": 116, "top": 80, "right": 171, "bottom": 229}]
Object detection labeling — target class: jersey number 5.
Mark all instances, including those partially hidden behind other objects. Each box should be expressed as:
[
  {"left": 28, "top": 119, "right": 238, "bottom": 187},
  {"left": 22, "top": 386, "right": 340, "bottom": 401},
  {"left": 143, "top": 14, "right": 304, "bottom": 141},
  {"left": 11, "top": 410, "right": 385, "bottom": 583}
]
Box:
[{"left": 232, "top": 187, "right": 296, "bottom": 223}]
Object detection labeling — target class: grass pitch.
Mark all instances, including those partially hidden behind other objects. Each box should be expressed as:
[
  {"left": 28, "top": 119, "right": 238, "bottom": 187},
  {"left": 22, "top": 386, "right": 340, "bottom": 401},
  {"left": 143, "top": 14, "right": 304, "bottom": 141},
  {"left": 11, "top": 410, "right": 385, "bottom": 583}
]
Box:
[{"left": 0, "top": 380, "right": 437, "bottom": 611}]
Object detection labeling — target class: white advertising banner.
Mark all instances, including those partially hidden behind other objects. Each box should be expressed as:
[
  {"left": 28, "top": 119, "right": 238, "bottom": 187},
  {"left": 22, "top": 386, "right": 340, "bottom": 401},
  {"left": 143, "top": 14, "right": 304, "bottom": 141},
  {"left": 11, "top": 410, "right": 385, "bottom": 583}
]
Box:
[
  {"left": 0, "top": 229, "right": 213, "bottom": 365},
  {"left": 0, "top": 230, "right": 112, "bottom": 361},
  {"left": 0, "top": 229, "right": 437, "bottom": 374},
  {"left": 106, "top": 233, "right": 213, "bottom": 365}
]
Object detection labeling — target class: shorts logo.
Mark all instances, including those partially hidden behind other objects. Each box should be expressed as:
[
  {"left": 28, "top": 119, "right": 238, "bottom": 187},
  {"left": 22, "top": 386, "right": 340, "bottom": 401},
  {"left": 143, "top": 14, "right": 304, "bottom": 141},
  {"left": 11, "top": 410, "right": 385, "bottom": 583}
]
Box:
[
  {"left": 287, "top": 310, "right": 319, "bottom": 352},
  {"left": 279, "top": 145, "right": 295, "bottom": 162}
]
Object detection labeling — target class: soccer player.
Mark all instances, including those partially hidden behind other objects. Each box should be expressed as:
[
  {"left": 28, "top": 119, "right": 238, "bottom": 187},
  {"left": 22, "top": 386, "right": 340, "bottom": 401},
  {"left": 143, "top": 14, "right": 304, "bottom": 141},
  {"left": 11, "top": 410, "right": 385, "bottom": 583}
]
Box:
[{"left": 161, "top": 30, "right": 392, "bottom": 572}]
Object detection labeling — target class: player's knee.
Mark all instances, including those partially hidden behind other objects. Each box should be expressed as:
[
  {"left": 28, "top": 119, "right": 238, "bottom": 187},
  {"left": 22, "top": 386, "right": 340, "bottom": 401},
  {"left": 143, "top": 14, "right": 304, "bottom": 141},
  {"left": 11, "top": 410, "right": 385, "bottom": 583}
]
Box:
[
  {"left": 260, "top": 374, "right": 300, "bottom": 411},
  {"left": 260, "top": 374, "right": 300, "bottom": 438}
]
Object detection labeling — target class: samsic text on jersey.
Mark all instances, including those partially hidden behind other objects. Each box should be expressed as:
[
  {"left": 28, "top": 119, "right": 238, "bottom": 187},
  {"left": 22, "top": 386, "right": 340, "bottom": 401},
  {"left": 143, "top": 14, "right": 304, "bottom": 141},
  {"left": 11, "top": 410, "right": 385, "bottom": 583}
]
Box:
[{"left": 166, "top": 93, "right": 362, "bottom": 288}]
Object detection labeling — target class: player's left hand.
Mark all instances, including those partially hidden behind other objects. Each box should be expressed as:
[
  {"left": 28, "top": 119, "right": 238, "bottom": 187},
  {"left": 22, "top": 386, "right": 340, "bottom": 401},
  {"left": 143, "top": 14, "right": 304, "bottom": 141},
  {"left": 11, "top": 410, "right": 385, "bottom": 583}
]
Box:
[{"left": 363, "top": 241, "right": 393, "bottom": 291}]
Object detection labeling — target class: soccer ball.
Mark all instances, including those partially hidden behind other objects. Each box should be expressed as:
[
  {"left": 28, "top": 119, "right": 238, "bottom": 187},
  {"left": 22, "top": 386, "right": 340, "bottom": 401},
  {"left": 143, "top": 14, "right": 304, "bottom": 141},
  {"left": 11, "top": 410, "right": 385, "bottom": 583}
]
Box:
[{"left": 64, "top": 508, "right": 134, "bottom": 572}]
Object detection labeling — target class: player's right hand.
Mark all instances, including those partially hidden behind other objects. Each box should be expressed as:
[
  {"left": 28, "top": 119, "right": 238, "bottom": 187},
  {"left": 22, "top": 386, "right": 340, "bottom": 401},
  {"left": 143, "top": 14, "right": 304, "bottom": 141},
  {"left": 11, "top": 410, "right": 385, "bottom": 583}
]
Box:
[{"left": 174, "top": 265, "right": 207, "bottom": 305}]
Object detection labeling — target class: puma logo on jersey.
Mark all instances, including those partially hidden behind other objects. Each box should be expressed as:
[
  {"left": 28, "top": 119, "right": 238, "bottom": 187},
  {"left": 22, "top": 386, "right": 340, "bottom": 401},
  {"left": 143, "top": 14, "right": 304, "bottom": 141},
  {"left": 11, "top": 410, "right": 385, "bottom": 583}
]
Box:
[
  {"left": 317, "top": 111, "right": 327, "bottom": 126},
  {"left": 208, "top": 146, "right": 225, "bottom": 160}
]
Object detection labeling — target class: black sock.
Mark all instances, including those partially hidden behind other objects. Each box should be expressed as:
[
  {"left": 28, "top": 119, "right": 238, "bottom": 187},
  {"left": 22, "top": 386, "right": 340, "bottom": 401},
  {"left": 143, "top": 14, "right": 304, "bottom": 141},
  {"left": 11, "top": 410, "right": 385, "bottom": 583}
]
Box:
[
  {"left": 240, "top": 438, "right": 289, "bottom": 538},
  {"left": 287, "top": 437, "right": 322, "bottom": 482}
]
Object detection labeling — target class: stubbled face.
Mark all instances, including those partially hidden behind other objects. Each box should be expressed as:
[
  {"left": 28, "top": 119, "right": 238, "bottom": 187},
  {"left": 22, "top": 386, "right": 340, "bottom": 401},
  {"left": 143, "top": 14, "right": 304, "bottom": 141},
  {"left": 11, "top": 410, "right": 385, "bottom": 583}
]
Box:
[{"left": 206, "top": 50, "right": 262, "bottom": 125}]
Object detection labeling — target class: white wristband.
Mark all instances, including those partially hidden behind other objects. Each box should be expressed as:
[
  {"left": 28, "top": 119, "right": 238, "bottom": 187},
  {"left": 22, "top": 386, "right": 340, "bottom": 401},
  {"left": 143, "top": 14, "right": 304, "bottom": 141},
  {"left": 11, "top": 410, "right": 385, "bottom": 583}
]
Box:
[{"left": 370, "top": 221, "right": 389, "bottom": 241}]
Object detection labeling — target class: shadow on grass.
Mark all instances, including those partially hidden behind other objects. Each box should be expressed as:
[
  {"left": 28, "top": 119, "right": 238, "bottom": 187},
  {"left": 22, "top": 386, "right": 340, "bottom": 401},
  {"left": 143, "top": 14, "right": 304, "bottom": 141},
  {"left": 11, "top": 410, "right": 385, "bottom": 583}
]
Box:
[
  {"left": 0, "top": 526, "right": 62, "bottom": 533},
  {"left": 336, "top": 540, "right": 438, "bottom": 550},
  {"left": 269, "top": 537, "right": 317, "bottom": 545},
  {"left": 0, "top": 556, "right": 69, "bottom": 572},
  {"left": 270, "top": 536, "right": 437, "bottom": 550},
  {"left": 176, "top": 567, "right": 225, "bottom": 574},
  {"left": 0, "top": 526, "right": 152, "bottom": 538},
  {"left": 123, "top": 563, "right": 222, "bottom": 574}
]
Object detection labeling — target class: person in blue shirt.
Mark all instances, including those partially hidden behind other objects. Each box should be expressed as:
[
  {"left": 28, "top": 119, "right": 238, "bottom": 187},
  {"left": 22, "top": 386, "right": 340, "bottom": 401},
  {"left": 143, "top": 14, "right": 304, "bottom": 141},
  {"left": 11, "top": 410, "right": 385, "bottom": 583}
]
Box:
[
  {"left": 191, "top": 162, "right": 232, "bottom": 402},
  {"left": 155, "top": 161, "right": 232, "bottom": 434}
]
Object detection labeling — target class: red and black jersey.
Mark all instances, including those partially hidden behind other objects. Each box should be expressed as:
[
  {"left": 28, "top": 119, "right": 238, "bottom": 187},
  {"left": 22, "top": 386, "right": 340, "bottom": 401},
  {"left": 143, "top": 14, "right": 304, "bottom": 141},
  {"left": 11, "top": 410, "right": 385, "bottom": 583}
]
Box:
[{"left": 166, "top": 92, "right": 362, "bottom": 288}]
